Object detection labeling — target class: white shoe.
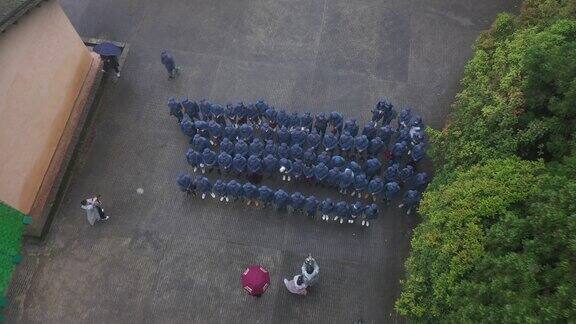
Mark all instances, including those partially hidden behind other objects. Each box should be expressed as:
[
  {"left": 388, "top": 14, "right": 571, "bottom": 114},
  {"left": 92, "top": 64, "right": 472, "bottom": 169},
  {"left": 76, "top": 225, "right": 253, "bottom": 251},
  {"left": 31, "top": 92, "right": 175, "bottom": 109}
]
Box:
[
  {"left": 348, "top": 219, "right": 353, "bottom": 224},
  {"left": 211, "top": 193, "right": 216, "bottom": 198},
  {"left": 366, "top": 221, "right": 370, "bottom": 227},
  {"left": 351, "top": 191, "right": 355, "bottom": 197},
  {"left": 398, "top": 204, "right": 404, "bottom": 208},
  {"left": 361, "top": 220, "right": 365, "bottom": 226},
  {"left": 202, "top": 193, "right": 206, "bottom": 199},
  {"left": 220, "top": 197, "right": 224, "bottom": 202},
  {"left": 226, "top": 197, "right": 230, "bottom": 202},
  {"left": 116, "top": 72, "right": 121, "bottom": 78},
  {"left": 287, "top": 176, "right": 291, "bottom": 181},
  {"left": 340, "top": 219, "right": 344, "bottom": 224},
  {"left": 101, "top": 216, "right": 110, "bottom": 221},
  {"left": 201, "top": 169, "right": 205, "bottom": 174},
  {"left": 193, "top": 167, "right": 197, "bottom": 172},
  {"left": 333, "top": 216, "right": 338, "bottom": 221},
  {"left": 282, "top": 175, "right": 286, "bottom": 181}
]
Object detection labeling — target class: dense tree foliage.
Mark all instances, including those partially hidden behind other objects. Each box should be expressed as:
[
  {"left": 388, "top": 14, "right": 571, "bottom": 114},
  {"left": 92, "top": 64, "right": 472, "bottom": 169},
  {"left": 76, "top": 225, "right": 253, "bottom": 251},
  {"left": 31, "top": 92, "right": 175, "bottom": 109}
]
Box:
[
  {"left": 396, "top": 158, "right": 576, "bottom": 322},
  {"left": 428, "top": 1, "right": 576, "bottom": 173},
  {"left": 397, "top": 1, "right": 576, "bottom": 322}
]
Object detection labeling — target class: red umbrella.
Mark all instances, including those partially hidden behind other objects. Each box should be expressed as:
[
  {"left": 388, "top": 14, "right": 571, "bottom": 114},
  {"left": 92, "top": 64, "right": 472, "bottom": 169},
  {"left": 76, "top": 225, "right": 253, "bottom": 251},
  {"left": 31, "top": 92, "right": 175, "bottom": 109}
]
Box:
[{"left": 241, "top": 265, "right": 270, "bottom": 296}]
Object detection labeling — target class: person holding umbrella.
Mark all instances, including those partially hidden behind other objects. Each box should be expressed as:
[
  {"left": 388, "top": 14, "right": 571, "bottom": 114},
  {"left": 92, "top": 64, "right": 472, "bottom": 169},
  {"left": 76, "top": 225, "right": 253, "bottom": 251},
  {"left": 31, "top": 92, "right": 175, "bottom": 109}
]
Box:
[
  {"left": 93, "top": 42, "right": 122, "bottom": 78},
  {"left": 242, "top": 265, "right": 271, "bottom": 297}
]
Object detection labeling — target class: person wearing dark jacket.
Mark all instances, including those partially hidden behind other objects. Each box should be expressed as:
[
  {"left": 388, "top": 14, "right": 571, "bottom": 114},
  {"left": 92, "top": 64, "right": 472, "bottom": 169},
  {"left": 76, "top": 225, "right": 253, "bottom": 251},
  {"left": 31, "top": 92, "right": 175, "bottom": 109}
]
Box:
[
  {"left": 319, "top": 198, "right": 334, "bottom": 221},
  {"left": 102, "top": 55, "right": 120, "bottom": 78},
  {"left": 177, "top": 173, "right": 196, "bottom": 196},
  {"left": 168, "top": 97, "right": 183, "bottom": 123},
  {"left": 161, "top": 50, "right": 178, "bottom": 79},
  {"left": 258, "top": 186, "right": 274, "bottom": 208}
]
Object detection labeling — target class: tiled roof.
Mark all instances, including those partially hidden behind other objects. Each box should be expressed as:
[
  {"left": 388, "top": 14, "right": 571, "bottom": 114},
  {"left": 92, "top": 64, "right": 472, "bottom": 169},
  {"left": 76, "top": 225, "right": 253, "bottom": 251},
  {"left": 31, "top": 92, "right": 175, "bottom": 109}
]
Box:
[{"left": 0, "top": 0, "right": 46, "bottom": 33}]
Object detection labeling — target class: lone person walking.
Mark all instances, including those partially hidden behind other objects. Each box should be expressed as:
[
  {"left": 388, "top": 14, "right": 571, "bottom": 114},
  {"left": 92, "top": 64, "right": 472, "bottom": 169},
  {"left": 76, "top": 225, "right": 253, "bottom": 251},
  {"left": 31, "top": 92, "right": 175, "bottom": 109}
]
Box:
[{"left": 161, "top": 50, "right": 178, "bottom": 79}]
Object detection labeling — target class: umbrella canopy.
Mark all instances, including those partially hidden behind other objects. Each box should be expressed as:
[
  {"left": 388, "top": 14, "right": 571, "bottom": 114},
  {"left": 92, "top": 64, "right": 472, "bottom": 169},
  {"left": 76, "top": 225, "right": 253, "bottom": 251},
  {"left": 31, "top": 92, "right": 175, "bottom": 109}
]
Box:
[
  {"left": 241, "top": 265, "right": 270, "bottom": 296},
  {"left": 93, "top": 42, "right": 122, "bottom": 56}
]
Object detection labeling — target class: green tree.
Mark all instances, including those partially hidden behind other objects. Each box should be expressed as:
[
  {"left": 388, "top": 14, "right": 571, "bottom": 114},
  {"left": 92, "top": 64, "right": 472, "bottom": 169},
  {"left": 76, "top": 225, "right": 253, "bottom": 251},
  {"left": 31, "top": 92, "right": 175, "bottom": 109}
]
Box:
[{"left": 396, "top": 158, "right": 576, "bottom": 322}]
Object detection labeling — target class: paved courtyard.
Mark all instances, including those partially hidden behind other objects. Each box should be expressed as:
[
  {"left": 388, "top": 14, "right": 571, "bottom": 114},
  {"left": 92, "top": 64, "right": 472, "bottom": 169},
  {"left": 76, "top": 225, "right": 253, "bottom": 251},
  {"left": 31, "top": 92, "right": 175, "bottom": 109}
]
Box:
[{"left": 6, "top": 0, "right": 518, "bottom": 323}]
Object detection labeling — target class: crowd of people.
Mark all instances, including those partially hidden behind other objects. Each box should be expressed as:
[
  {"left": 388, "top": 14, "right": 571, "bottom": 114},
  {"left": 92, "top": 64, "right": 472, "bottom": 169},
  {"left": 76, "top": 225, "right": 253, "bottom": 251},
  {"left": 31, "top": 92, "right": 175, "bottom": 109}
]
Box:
[{"left": 171, "top": 97, "right": 430, "bottom": 225}]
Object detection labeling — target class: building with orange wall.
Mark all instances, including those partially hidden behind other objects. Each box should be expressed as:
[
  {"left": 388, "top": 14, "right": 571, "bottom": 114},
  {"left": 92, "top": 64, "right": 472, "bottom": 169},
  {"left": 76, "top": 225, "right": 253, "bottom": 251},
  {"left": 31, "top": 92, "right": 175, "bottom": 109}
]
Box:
[{"left": 0, "top": 0, "right": 102, "bottom": 236}]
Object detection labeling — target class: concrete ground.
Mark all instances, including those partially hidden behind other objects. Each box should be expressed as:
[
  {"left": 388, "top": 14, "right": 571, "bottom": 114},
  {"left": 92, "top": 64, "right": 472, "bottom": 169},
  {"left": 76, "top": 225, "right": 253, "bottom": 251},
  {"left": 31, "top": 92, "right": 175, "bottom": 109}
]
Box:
[{"left": 6, "top": 0, "right": 519, "bottom": 323}]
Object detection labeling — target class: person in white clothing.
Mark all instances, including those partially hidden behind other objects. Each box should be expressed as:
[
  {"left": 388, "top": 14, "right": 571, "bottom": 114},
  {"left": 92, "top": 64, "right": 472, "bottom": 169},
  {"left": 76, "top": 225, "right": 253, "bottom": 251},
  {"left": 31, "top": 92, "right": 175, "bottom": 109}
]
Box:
[
  {"left": 283, "top": 275, "right": 307, "bottom": 296},
  {"left": 80, "top": 195, "right": 109, "bottom": 225},
  {"left": 301, "top": 255, "right": 320, "bottom": 287}
]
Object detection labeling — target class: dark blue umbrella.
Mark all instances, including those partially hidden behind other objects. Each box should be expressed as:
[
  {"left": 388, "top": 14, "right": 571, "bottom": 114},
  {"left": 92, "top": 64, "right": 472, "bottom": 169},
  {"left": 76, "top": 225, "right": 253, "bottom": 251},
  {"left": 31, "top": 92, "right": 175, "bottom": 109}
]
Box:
[{"left": 93, "top": 42, "right": 122, "bottom": 56}]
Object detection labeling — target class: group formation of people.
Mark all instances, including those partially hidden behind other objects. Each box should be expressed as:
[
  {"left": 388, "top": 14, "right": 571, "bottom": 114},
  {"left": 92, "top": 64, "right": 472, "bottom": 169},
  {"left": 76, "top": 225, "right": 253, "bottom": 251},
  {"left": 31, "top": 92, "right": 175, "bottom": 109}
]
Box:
[
  {"left": 171, "top": 97, "right": 430, "bottom": 222},
  {"left": 177, "top": 173, "right": 382, "bottom": 226}
]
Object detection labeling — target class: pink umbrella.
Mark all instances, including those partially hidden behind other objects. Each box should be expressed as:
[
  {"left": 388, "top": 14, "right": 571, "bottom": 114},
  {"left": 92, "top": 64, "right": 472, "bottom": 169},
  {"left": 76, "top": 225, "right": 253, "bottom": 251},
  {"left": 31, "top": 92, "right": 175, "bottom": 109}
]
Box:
[{"left": 241, "top": 265, "right": 270, "bottom": 296}]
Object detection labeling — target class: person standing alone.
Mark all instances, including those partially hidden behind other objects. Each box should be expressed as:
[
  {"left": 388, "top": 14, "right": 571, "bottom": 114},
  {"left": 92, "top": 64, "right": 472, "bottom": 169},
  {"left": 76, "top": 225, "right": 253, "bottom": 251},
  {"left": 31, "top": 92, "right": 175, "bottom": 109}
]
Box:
[{"left": 161, "top": 50, "right": 178, "bottom": 79}]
